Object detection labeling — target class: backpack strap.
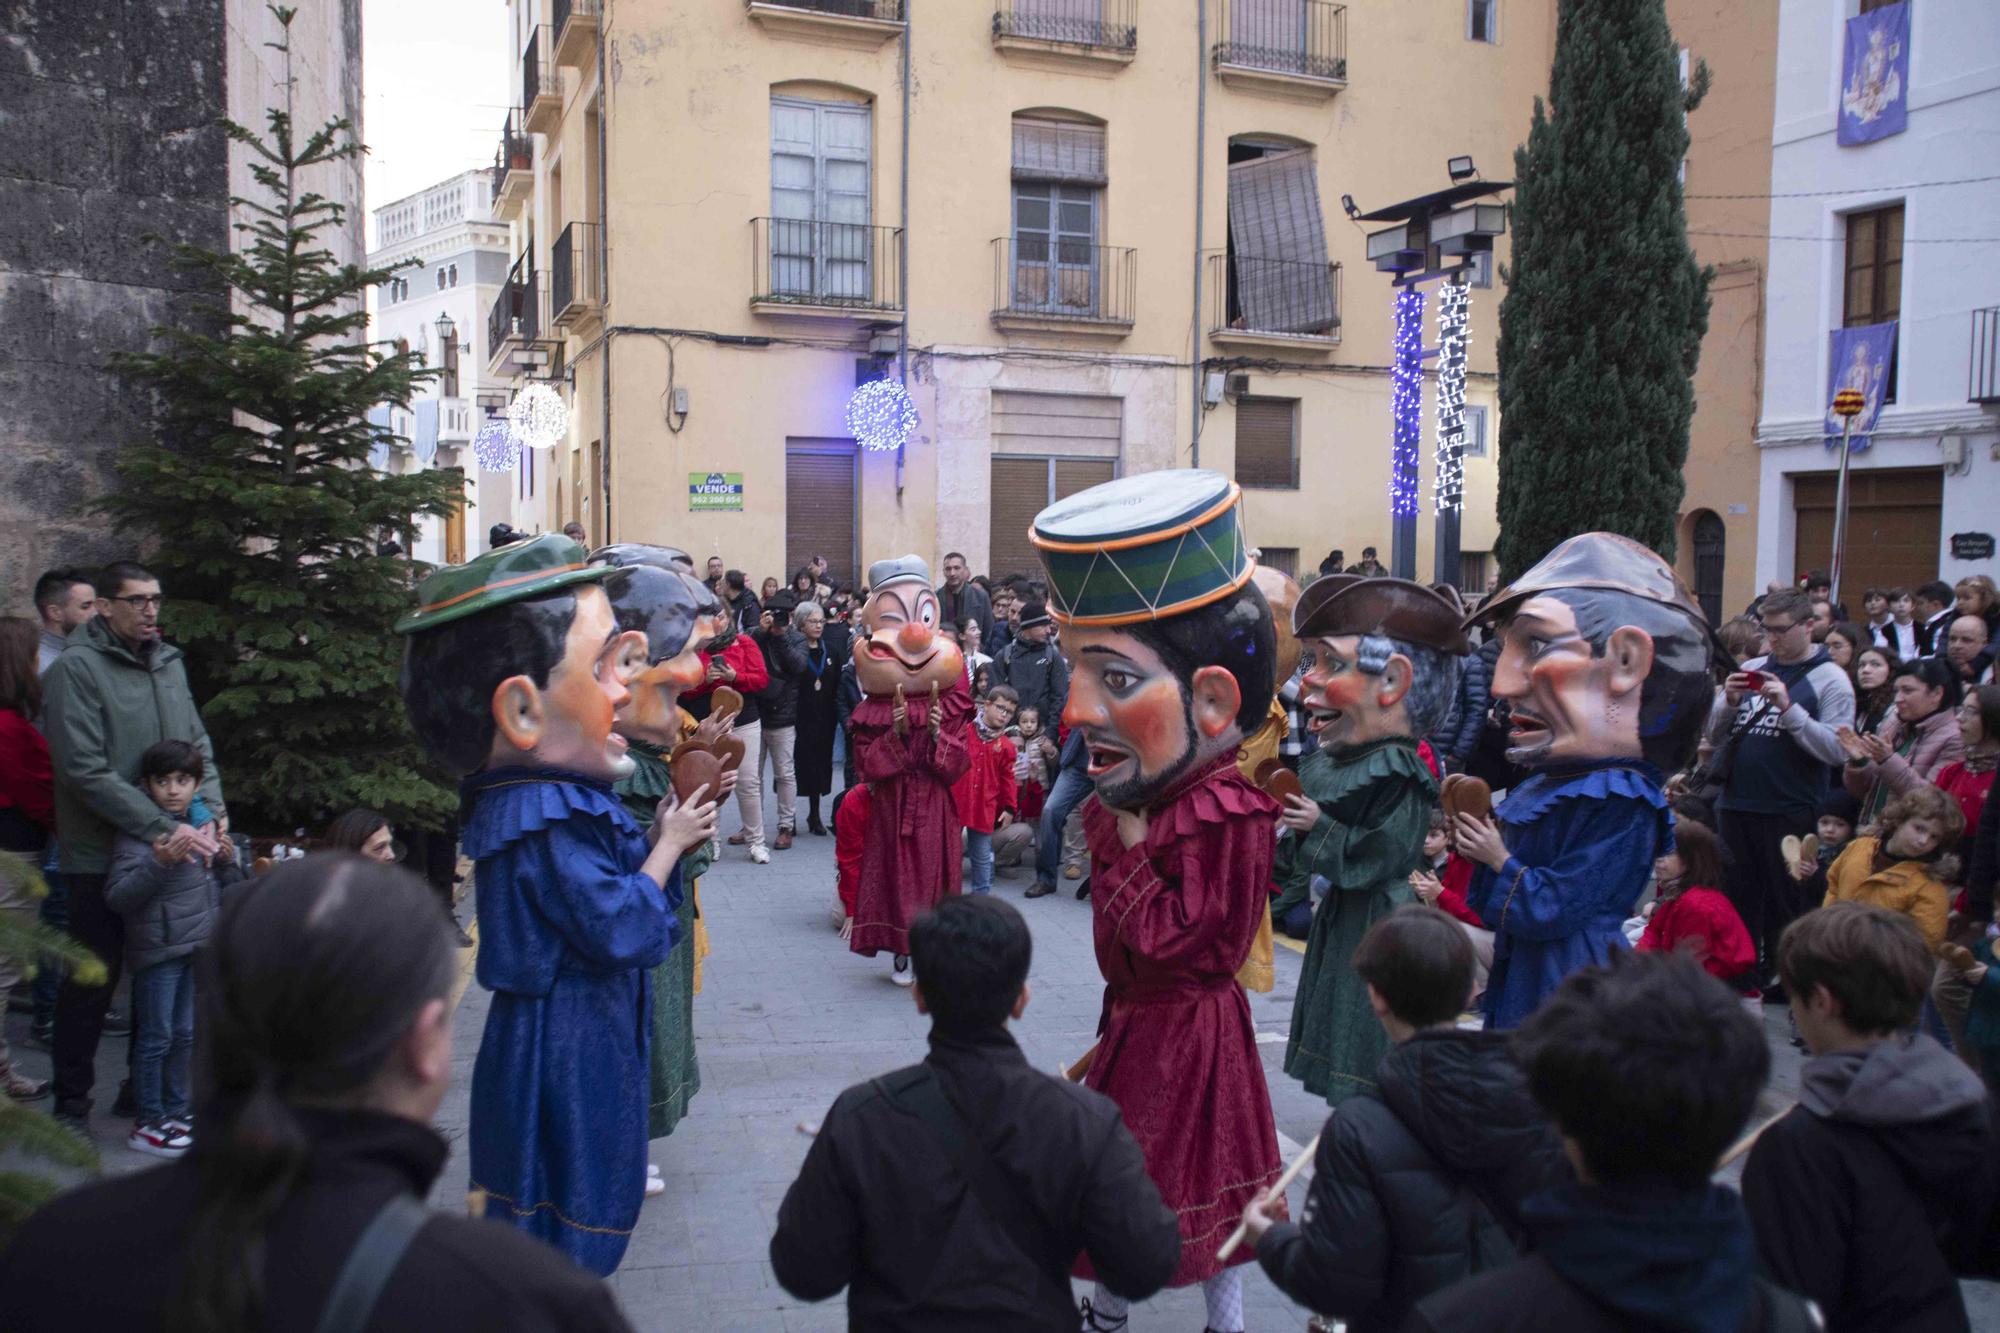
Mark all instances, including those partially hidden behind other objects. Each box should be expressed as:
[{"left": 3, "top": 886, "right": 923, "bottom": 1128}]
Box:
[{"left": 313, "top": 1193, "right": 430, "bottom": 1333}]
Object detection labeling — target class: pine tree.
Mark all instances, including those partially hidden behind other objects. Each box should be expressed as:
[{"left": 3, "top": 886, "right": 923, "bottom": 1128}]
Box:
[
  {"left": 101, "top": 7, "right": 458, "bottom": 835},
  {"left": 1494, "top": 0, "right": 1713, "bottom": 580}
]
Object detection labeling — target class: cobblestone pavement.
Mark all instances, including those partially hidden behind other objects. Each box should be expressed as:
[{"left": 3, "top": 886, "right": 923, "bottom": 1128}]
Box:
[{"left": 10, "top": 769, "right": 1999, "bottom": 1329}]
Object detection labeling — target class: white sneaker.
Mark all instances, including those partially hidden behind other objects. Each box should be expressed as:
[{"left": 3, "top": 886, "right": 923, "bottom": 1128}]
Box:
[
  {"left": 128, "top": 1120, "right": 192, "bottom": 1159},
  {"left": 647, "top": 1162, "right": 661, "bottom": 1178},
  {"left": 643, "top": 1174, "right": 666, "bottom": 1199},
  {"left": 890, "top": 954, "right": 914, "bottom": 988},
  {"left": 749, "top": 845, "right": 770, "bottom": 865}
]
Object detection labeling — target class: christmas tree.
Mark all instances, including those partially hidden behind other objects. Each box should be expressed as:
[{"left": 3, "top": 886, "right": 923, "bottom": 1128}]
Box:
[
  {"left": 1494, "top": 0, "right": 1712, "bottom": 579},
  {"left": 102, "top": 7, "right": 459, "bottom": 834}
]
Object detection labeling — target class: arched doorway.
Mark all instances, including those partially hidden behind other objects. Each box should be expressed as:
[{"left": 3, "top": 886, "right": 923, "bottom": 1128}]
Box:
[{"left": 1692, "top": 510, "right": 1726, "bottom": 626}]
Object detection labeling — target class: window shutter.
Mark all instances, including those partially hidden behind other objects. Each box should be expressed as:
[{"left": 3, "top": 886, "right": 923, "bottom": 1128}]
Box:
[
  {"left": 1234, "top": 397, "right": 1297, "bottom": 488},
  {"left": 1227, "top": 148, "right": 1335, "bottom": 334},
  {"left": 1053, "top": 457, "right": 1115, "bottom": 501},
  {"left": 1259, "top": 547, "right": 1299, "bottom": 577},
  {"left": 786, "top": 443, "right": 858, "bottom": 586},
  {"left": 1012, "top": 117, "right": 1107, "bottom": 186},
  {"left": 990, "top": 456, "right": 1052, "bottom": 583}
]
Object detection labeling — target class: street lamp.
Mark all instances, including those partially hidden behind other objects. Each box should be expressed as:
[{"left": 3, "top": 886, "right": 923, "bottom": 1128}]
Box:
[
  {"left": 435, "top": 311, "right": 459, "bottom": 398},
  {"left": 1355, "top": 160, "right": 1512, "bottom": 584}
]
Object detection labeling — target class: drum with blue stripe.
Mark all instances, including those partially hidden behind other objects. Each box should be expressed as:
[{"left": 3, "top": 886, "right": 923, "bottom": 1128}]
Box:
[{"left": 1029, "top": 469, "right": 1252, "bottom": 626}]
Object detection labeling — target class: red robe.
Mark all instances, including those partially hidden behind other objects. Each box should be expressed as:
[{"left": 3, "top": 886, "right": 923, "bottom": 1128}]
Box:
[
  {"left": 847, "top": 680, "right": 974, "bottom": 956},
  {"left": 1078, "top": 753, "right": 1283, "bottom": 1287},
  {"left": 833, "top": 783, "right": 871, "bottom": 918}
]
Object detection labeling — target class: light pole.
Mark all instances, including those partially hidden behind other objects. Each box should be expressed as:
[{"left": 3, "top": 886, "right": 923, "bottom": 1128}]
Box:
[
  {"left": 1828, "top": 387, "right": 1865, "bottom": 608},
  {"left": 1358, "top": 162, "right": 1511, "bottom": 584},
  {"left": 435, "top": 311, "right": 459, "bottom": 399}
]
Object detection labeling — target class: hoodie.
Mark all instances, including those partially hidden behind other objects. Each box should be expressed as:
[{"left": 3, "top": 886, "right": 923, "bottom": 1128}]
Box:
[
  {"left": 1255, "top": 1028, "right": 1568, "bottom": 1332},
  {"left": 1744, "top": 1033, "right": 1994, "bottom": 1333}
]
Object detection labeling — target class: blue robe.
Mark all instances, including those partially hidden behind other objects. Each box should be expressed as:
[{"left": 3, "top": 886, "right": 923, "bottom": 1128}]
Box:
[
  {"left": 460, "top": 767, "right": 680, "bottom": 1275},
  {"left": 1468, "top": 761, "right": 1672, "bottom": 1031}
]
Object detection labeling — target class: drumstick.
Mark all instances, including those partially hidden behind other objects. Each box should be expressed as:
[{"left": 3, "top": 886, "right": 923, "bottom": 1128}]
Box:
[
  {"left": 1715, "top": 1101, "right": 1794, "bottom": 1172},
  {"left": 1215, "top": 1133, "right": 1320, "bottom": 1263},
  {"left": 1062, "top": 1042, "right": 1099, "bottom": 1082}
]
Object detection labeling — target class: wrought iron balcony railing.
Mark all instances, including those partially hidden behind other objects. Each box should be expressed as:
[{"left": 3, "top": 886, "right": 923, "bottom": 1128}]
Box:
[
  {"left": 522, "top": 25, "right": 557, "bottom": 115},
  {"left": 1209, "top": 252, "right": 1341, "bottom": 339},
  {"left": 1213, "top": 0, "right": 1347, "bottom": 84},
  {"left": 488, "top": 255, "right": 545, "bottom": 358},
  {"left": 751, "top": 218, "right": 904, "bottom": 313},
  {"left": 992, "top": 237, "right": 1135, "bottom": 326},
  {"left": 1973, "top": 307, "right": 2000, "bottom": 405},
  {"left": 490, "top": 109, "right": 530, "bottom": 205},
  {"left": 993, "top": 0, "right": 1136, "bottom": 51},
  {"left": 552, "top": 221, "right": 603, "bottom": 323},
  {"left": 754, "top": 0, "right": 904, "bottom": 20}
]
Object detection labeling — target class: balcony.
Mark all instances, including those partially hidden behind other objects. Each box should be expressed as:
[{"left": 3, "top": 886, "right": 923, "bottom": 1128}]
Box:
[
  {"left": 1212, "top": 0, "right": 1347, "bottom": 102},
  {"left": 750, "top": 217, "right": 904, "bottom": 321},
  {"left": 552, "top": 221, "right": 604, "bottom": 330},
  {"left": 746, "top": 0, "right": 905, "bottom": 50},
  {"left": 488, "top": 255, "right": 552, "bottom": 375},
  {"left": 992, "top": 0, "right": 1136, "bottom": 68},
  {"left": 554, "top": 0, "right": 600, "bottom": 69},
  {"left": 522, "top": 26, "right": 561, "bottom": 136},
  {"left": 490, "top": 110, "right": 532, "bottom": 218},
  {"left": 991, "top": 238, "right": 1135, "bottom": 336},
  {"left": 1208, "top": 252, "right": 1341, "bottom": 350},
  {"left": 1974, "top": 307, "right": 2000, "bottom": 405}
]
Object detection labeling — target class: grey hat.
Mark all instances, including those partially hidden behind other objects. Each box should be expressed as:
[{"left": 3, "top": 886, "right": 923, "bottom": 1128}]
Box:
[{"left": 865, "top": 554, "right": 932, "bottom": 592}]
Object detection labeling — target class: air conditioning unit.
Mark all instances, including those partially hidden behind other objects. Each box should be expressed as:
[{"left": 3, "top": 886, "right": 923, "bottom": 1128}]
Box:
[{"left": 1226, "top": 373, "right": 1251, "bottom": 399}]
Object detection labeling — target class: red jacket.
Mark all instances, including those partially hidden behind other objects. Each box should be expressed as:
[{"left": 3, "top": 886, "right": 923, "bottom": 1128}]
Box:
[
  {"left": 952, "top": 725, "right": 1018, "bottom": 835},
  {"left": 0, "top": 707, "right": 55, "bottom": 829},
  {"left": 1431, "top": 853, "right": 1485, "bottom": 929},
  {"left": 1935, "top": 760, "right": 1996, "bottom": 853},
  {"left": 690, "top": 634, "right": 770, "bottom": 723},
  {"left": 834, "top": 783, "right": 871, "bottom": 917},
  {"left": 1637, "top": 885, "right": 1758, "bottom": 989}
]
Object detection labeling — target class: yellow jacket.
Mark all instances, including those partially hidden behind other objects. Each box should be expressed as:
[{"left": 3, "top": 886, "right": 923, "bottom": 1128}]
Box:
[{"left": 1824, "top": 836, "right": 1950, "bottom": 954}]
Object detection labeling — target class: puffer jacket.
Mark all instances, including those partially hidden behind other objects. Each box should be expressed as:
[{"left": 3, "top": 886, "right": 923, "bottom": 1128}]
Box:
[
  {"left": 104, "top": 829, "right": 226, "bottom": 971},
  {"left": 1253, "top": 1028, "right": 1569, "bottom": 1332},
  {"left": 1433, "top": 644, "right": 1493, "bottom": 768},
  {"left": 755, "top": 627, "right": 808, "bottom": 730},
  {"left": 1823, "top": 836, "right": 1952, "bottom": 953},
  {"left": 1844, "top": 704, "right": 1965, "bottom": 819}
]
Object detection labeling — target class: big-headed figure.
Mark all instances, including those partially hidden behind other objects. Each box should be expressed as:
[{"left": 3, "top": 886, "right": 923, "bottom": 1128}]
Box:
[
  {"left": 396, "top": 536, "right": 718, "bottom": 1274},
  {"left": 846, "top": 556, "right": 972, "bottom": 985},
  {"left": 1031, "top": 471, "right": 1283, "bottom": 1330},
  {"left": 1455, "top": 533, "right": 1714, "bottom": 1029},
  {"left": 1279, "top": 577, "right": 1466, "bottom": 1105}
]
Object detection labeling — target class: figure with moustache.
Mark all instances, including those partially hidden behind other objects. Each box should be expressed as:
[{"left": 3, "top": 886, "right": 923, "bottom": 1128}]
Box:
[
  {"left": 1452, "top": 534, "right": 1714, "bottom": 1030},
  {"left": 397, "top": 535, "right": 720, "bottom": 1273},
  {"left": 592, "top": 545, "right": 735, "bottom": 1155},
  {"left": 847, "top": 556, "right": 973, "bottom": 986},
  {"left": 1030, "top": 471, "right": 1283, "bottom": 1332},
  {"left": 1279, "top": 577, "right": 1467, "bottom": 1106}
]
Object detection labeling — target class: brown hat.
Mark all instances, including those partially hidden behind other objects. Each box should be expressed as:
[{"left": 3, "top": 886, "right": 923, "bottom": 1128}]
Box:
[
  {"left": 1467, "top": 532, "right": 1704, "bottom": 631},
  {"left": 1293, "top": 575, "right": 1471, "bottom": 654}
]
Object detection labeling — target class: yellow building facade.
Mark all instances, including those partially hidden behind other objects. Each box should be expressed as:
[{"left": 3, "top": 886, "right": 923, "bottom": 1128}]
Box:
[{"left": 492, "top": 0, "right": 1560, "bottom": 589}]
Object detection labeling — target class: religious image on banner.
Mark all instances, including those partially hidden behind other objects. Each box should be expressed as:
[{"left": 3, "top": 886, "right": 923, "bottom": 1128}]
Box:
[
  {"left": 1838, "top": 1, "right": 1909, "bottom": 146},
  {"left": 1825, "top": 322, "right": 1897, "bottom": 452}
]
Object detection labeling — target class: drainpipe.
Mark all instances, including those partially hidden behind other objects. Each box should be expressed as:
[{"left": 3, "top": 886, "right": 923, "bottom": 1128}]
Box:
[
  {"left": 597, "top": 5, "right": 613, "bottom": 537},
  {"left": 897, "top": 0, "right": 912, "bottom": 498},
  {"left": 1190, "top": 0, "right": 1207, "bottom": 468}
]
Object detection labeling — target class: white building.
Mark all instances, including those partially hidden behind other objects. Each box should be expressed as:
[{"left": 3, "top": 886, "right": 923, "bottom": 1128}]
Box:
[
  {"left": 1754, "top": 1, "right": 2000, "bottom": 597},
  {"left": 367, "top": 169, "right": 518, "bottom": 564}
]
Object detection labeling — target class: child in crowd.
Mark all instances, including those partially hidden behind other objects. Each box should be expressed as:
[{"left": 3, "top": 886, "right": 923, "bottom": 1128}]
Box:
[
  {"left": 832, "top": 783, "right": 871, "bottom": 940},
  {"left": 104, "top": 740, "right": 235, "bottom": 1158},
  {"left": 1788, "top": 789, "right": 1859, "bottom": 912},
  {"left": 992, "top": 704, "right": 1051, "bottom": 876},
  {"left": 951, "top": 687, "right": 1019, "bottom": 896},
  {"left": 1635, "top": 817, "right": 1759, "bottom": 1001},
  {"left": 1410, "top": 808, "right": 1494, "bottom": 1005},
  {"left": 1824, "top": 785, "right": 1963, "bottom": 954}
]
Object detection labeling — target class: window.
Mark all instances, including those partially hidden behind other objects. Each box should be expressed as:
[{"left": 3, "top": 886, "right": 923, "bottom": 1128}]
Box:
[
  {"left": 1692, "top": 510, "right": 1726, "bottom": 627},
  {"left": 770, "top": 96, "right": 873, "bottom": 303},
  {"left": 436, "top": 268, "right": 447, "bottom": 291},
  {"left": 1462, "top": 404, "right": 1489, "bottom": 458},
  {"left": 1468, "top": 251, "right": 1493, "bottom": 289},
  {"left": 1010, "top": 116, "right": 1106, "bottom": 317},
  {"left": 449, "top": 263, "right": 459, "bottom": 288},
  {"left": 1467, "top": 0, "right": 1497, "bottom": 43},
  {"left": 1459, "top": 551, "right": 1492, "bottom": 593},
  {"left": 1258, "top": 547, "right": 1299, "bottom": 577},
  {"left": 1234, "top": 396, "right": 1299, "bottom": 489},
  {"left": 1858, "top": 0, "right": 1897, "bottom": 11},
  {"left": 1225, "top": 142, "right": 1336, "bottom": 335},
  {"left": 1843, "top": 203, "right": 1903, "bottom": 401},
  {"left": 991, "top": 455, "right": 1116, "bottom": 582}
]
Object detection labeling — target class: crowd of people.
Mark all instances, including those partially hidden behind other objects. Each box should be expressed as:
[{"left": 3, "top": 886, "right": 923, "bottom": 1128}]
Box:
[{"left": 10, "top": 528, "right": 2000, "bottom": 1333}]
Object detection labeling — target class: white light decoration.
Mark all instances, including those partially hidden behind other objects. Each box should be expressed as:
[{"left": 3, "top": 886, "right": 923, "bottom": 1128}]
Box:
[
  {"left": 473, "top": 417, "right": 520, "bottom": 473},
  {"left": 1432, "top": 278, "right": 1470, "bottom": 516},
  {"left": 1389, "top": 289, "right": 1426, "bottom": 518},
  {"left": 845, "top": 378, "right": 918, "bottom": 454},
  {"left": 507, "top": 382, "right": 569, "bottom": 450}
]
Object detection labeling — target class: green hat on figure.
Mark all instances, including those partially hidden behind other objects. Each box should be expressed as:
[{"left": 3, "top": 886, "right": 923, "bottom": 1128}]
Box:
[
  {"left": 394, "top": 533, "right": 612, "bottom": 635},
  {"left": 1029, "top": 469, "right": 1251, "bottom": 626}
]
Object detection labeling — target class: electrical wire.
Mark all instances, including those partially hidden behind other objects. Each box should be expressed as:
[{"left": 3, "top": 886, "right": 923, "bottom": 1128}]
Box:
[
  {"left": 1684, "top": 173, "right": 2000, "bottom": 200},
  {"left": 1690, "top": 230, "right": 2000, "bottom": 244}
]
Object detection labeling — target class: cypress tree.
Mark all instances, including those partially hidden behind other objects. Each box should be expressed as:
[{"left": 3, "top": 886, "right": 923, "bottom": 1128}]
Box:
[
  {"left": 100, "top": 7, "right": 458, "bottom": 835},
  {"left": 1494, "top": 0, "right": 1712, "bottom": 579}
]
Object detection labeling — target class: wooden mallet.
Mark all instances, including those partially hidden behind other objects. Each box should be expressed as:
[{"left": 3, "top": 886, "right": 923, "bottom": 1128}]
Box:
[{"left": 1214, "top": 1133, "right": 1320, "bottom": 1263}]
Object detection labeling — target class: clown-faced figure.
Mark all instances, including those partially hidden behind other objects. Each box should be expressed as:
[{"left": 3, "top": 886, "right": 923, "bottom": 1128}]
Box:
[
  {"left": 1277, "top": 577, "right": 1466, "bottom": 1107},
  {"left": 844, "top": 556, "right": 972, "bottom": 982},
  {"left": 1454, "top": 533, "right": 1712, "bottom": 1030},
  {"left": 1031, "top": 470, "right": 1284, "bottom": 1307},
  {"left": 395, "top": 535, "right": 718, "bottom": 1274}
]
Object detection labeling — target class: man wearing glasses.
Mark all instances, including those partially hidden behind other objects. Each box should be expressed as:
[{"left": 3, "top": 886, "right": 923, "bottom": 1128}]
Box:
[
  {"left": 41, "top": 561, "right": 227, "bottom": 1134},
  {"left": 1703, "top": 587, "right": 1854, "bottom": 983}
]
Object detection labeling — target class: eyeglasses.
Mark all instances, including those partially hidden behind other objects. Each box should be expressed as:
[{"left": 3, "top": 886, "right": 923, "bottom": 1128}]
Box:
[
  {"left": 110, "top": 594, "right": 165, "bottom": 610},
  {"left": 1759, "top": 619, "right": 1805, "bottom": 635}
]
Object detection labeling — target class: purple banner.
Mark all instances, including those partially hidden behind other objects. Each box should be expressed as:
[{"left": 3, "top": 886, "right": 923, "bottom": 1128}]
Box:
[
  {"left": 1839, "top": 1, "right": 1909, "bottom": 146},
  {"left": 1825, "top": 322, "right": 1897, "bottom": 452}
]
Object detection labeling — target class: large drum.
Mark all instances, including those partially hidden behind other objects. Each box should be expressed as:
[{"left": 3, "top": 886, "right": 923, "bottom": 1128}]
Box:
[{"left": 1029, "top": 468, "right": 1252, "bottom": 626}]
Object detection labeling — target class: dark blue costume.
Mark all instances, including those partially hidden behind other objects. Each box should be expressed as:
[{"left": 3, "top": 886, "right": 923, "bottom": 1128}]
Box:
[
  {"left": 1469, "top": 761, "right": 1672, "bottom": 1030},
  {"left": 461, "top": 768, "right": 680, "bottom": 1275}
]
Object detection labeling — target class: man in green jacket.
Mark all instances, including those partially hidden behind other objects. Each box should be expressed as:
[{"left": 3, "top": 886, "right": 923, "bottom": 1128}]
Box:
[{"left": 42, "top": 561, "right": 226, "bottom": 1130}]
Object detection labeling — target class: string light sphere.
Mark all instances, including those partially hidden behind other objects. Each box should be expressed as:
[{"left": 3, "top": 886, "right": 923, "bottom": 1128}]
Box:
[
  {"left": 1389, "top": 288, "right": 1426, "bottom": 519},
  {"left": 845, "top": 378, "right": 918, "bottom": 454},
  {"left": 1432, "top": 279, "right": 1470, "bottom": 516},
  {"left": 507, "top": 383, "right": 569, "bottom": 450},
  {"left": 473, "top": 417, "right": 520, "bottom": 473}
]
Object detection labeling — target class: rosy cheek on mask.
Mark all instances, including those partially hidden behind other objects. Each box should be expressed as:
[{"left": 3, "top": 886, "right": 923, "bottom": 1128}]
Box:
[{"left": 1104, "top": 678, "right": 1191, "bottom": 773}]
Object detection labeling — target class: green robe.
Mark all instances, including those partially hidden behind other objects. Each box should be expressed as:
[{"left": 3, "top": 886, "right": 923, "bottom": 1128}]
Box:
[
  {"left": 615, "top": 740, "right": 707, "bottom": 1140},
  {"left": 1280, "top": 737, "right": 1438, "bottom": 1106}
]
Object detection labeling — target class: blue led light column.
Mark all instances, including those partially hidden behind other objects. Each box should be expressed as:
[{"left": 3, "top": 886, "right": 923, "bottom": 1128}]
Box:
[
  {"left": 1389, "top": 287, "right": 1426, "bottom": 579},
  {"left": 1431, "top": 275, "right": 1469, "bottom": 587}
]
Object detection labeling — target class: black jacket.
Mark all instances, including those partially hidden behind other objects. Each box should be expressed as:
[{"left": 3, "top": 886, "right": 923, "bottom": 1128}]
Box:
[
  {"left": 940, "top": 580, "right": 994, "bottom": 644},
  {"left": 0, "top": 1109, "right": 630, "bottom": 1332},
  {"left": 994, "top": 635, "right": 1070, "bottom": 733},
  {"left": 1407, "top": 1182, "right": 1811, "bottom": 1333},
  {"left": 756, "top": 627, "right": 809, "bottom": 729},
  {"left": 1743, "top": 1033, "right": 1995, "bottom": 1333},
  {"left": 1968, "top": 784, "right": 2000, "bottom": 922},
  {"left": 770, "top": 1026, "right": 1180, "bottom": 1330},
  {"left": 1256, "top": 1028, "right": 1569, "bottom": 1332},
  {"left": 837, "top": 659, "right": 862, "bottom": 786}
]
